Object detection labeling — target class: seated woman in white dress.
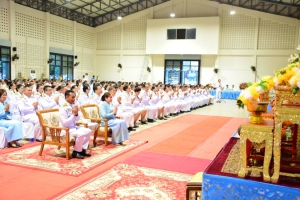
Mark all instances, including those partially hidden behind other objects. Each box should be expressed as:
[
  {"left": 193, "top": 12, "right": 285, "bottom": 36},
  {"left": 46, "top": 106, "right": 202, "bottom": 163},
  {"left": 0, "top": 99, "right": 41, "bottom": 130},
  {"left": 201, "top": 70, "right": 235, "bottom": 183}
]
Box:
[
  {"left": 100, "top": 92, "right": 129, "bottom": 145},
  {"left": 0, "top": 89, "right": 23, "bottom": 148}
]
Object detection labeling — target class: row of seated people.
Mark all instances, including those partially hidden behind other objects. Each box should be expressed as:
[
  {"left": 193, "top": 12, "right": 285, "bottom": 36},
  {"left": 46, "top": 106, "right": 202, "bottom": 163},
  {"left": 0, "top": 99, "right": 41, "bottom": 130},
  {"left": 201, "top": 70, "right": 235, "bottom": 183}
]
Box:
[{"left": 0, "top": 80, "right": 215, "bottom": 158}]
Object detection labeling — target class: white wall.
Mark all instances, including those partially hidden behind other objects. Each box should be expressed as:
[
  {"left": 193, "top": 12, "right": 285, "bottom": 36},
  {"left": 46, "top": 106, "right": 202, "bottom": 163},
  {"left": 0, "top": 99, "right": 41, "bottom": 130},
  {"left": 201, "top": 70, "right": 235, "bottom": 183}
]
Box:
[
  {"left": 146, "top": 17, "right": 219, "bottom": 55},
  {"left": 0, "top": 1, "right": 95, "bottom": 80}
]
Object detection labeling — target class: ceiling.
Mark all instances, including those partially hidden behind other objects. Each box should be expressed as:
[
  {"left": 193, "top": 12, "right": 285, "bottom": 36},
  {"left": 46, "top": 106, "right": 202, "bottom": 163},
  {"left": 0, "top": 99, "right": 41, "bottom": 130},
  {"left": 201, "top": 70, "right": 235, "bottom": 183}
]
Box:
[
  {"left": 14, "top": 0, "right": 300, "bottom": 27},
  {"left": 211, "top": 0, "right": 300, "bottom": 20},
  {"left": 14, "top": 0, "right": 170, "bottom": 27}
]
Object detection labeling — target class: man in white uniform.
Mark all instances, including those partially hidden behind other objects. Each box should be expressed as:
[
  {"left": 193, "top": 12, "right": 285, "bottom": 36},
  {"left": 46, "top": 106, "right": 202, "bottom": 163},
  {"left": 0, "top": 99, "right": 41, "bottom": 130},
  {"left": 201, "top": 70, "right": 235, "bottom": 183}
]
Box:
[
  {"left": 18, "top": 84, "right": 42, "bottom": 141},
  {"left": 215, "top": 79, "right": 223, "bottom": 103},
  {"left": 39, "top": 85, "right": 60, "bottom": 109},
  {"left": 59, "top": 90, "right": 92, "bottom": 159}
]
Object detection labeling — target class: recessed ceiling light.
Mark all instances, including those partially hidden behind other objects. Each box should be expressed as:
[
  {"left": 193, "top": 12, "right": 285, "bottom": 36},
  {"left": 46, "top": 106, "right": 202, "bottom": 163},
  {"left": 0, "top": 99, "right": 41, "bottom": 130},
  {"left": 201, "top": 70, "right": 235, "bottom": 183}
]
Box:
[
  {"left": 170, "top": 13, "right": 175, "bottom": 17},
  {"left": 230, "top": 10, "right": 235, "bottom": 15},
  {"left": 117, "top": 16, "right": 122, "bottom": 20}
]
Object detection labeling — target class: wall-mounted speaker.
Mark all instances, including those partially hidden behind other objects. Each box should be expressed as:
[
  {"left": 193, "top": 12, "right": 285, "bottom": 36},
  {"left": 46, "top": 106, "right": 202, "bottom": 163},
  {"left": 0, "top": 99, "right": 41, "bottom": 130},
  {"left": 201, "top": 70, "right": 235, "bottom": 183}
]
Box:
[
  {"left": 214, "top": 68, "right": 219, "bottom": 73},
  {"left": 12, "top": 47, "right": 17, "bottom": 52},
  {"left": 74, "top": 55, "right": 78, "bottom": 59},
  {"left": 48, "top": 58, "right": 54, "bottom": 64},
  {"left": 251, "top": 66, "right": 256, "bottom": 72},
  {"left": 118, "top": 63, "right": 122, "bottom": 68}
]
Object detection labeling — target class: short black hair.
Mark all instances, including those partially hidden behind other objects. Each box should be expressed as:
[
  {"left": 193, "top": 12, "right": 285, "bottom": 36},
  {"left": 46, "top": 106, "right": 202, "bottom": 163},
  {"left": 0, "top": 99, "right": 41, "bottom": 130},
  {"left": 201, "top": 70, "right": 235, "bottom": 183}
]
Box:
[
  {"left": 134, "top": 87, "right": 141, "bottom": 93},
  {"left": 93, "top": 83, "right": 101, "bottom": 92},
  {"left": 44, "top": 85, "right": 51, "bottom": 92},
  {"left": 83, "top": 84, "right": 90, "bottom": 93},
  {"left": 65, "top": 90, "right": 75, "bottom": 98}
]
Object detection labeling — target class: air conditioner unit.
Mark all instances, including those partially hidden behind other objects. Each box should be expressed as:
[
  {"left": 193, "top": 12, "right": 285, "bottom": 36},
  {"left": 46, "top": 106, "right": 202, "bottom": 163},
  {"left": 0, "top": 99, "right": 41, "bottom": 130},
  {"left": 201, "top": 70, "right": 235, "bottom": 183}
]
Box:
[{"left": 29, "top": 69, "right": 36, "bottom": 79}]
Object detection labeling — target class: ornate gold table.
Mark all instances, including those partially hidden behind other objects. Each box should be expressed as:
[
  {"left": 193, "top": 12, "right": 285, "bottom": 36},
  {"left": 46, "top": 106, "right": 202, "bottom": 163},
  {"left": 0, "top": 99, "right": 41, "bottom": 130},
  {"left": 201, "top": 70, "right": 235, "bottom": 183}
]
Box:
[
  {"left": 238, "top": 120, "right": 274, "bottom": 182},
  {"left": 272, "top": 106, "right": 300, "bottom": 183}
]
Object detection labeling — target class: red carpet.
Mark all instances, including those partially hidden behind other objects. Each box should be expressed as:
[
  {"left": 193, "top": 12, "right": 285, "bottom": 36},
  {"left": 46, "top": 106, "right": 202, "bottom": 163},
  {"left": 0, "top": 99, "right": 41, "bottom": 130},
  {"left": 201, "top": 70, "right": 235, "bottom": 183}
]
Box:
[
  {"left": 123, "top": 151, "right": 212, "bottom": 174},
  {"left": 205, "top": 137, "right": 300, "bottom": 189},
  {"left": 0, "top": 114, "right": 242, "bottom": 199},
  {"left": 0, "top": 140, "right": 147, "bottom": 176},
  {"left": 146, "top": 116, "right": 232, "bottom": 156},
  {"left": 51, "top": 163, "right": 192, "bottom": 200}
]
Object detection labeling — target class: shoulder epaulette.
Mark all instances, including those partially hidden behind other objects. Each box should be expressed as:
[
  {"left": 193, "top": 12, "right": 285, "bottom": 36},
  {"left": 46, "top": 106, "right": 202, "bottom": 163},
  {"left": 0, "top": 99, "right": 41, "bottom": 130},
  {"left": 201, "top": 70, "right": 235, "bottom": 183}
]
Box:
[{"left": 62, "top": 102, "right": 67, "bottom": 107}]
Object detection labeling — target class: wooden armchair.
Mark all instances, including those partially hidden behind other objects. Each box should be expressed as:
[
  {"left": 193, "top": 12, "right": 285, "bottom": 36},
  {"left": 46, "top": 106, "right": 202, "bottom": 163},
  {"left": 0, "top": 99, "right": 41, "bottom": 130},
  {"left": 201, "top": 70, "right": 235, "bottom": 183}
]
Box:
[
  {"left": 36, "top": 108, "right": 75, "bottom": 160},
  {"left": 80, "top": 104, "right": 111, "bottom": 146}
]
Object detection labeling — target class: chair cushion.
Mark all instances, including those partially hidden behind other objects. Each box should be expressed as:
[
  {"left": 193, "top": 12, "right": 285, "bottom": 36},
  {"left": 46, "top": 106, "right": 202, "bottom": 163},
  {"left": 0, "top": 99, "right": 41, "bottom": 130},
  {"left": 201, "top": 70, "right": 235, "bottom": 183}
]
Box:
[
  {"left": 84, "top": 107, "right": 99, "bottom": 118},
  {"left": 41, "top": 111, "right": 60, "bottom": 126}
]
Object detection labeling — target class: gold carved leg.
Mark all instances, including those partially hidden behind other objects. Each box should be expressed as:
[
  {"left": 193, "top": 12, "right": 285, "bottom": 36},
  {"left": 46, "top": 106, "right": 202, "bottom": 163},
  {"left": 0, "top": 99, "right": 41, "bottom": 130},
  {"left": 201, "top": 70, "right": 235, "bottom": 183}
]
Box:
[
  {"left": 238, "top": 133, "right": 247, "bottom": 178},
  {"left": 271, "top": 121, "right": 282, "bottom": 183},
  {"left": 262, "top": 133, "right": 273, "bottom": 182}
]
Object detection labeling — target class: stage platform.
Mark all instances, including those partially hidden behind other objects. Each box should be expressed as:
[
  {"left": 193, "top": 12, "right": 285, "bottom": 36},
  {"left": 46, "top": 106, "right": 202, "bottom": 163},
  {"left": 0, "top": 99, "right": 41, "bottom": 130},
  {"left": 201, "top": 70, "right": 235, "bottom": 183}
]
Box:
[{"left": 202, "top": 138, "right": 300, "bottom": 200}]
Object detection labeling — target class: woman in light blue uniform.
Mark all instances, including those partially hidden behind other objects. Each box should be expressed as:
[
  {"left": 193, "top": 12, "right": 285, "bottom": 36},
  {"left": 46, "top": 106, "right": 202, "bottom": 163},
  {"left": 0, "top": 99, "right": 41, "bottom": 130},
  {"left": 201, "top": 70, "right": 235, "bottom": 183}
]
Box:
[
  {"left": 100, "top": 92, "right": 129, "bottom": 145},
  {"left": 0, "top": 89, "right": 23, "bottom": 148}
]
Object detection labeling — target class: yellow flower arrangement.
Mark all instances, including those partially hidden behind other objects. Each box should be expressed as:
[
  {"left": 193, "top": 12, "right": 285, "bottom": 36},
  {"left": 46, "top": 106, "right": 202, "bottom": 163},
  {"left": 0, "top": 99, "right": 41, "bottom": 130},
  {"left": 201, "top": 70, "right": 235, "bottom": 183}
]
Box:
[
  {"left": 237, "top": 45, "right": 300, "bottom": 108},
  {"left": 237, "top": 76, "right": 274, "bottom": 108}
]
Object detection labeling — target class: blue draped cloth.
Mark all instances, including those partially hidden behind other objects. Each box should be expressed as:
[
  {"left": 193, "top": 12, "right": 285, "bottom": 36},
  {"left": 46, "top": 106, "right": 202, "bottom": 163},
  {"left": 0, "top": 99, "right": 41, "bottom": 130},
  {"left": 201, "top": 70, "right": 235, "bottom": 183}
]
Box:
[
  {"left": 100, "top": 101, "right": 129, "bottom": 144},
  {"left": 0, "top": 102, "right": 23, "bottom": 143},
  {"left": 210, "top": 90, "right": 241, "bottom": 100}
]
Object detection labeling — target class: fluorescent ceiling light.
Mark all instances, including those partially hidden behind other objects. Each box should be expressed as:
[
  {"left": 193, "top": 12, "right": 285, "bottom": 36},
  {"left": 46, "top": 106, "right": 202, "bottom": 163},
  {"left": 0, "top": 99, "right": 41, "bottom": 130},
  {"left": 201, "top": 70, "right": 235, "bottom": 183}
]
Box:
[
  {"left": 170, "top": 13, "right": 175, "bottom": 17},
  {"left": 230, "top": 10, "right": 235, "bottom": 15},
  {"left": 117, "top": 16, "right": 122, "bottom": 20}
]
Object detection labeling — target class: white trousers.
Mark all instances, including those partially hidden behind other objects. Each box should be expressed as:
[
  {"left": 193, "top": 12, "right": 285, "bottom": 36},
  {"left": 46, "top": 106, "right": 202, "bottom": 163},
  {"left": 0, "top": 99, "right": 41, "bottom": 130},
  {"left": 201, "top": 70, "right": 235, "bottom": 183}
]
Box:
[
  {"left": 23, "top": 115, "right": 42, "bottom": 140},
  {"left": 117, "top": 110, "right": 134, "bottom": 127},
  {"left": 216, "top": 90, "right": 222, "bottom": 101},
  {"left": 70, "top": 127, "right": 92, "bottom": 152},
  {"left": 12, "top": 115, "right": 35, "bottom": 139}
]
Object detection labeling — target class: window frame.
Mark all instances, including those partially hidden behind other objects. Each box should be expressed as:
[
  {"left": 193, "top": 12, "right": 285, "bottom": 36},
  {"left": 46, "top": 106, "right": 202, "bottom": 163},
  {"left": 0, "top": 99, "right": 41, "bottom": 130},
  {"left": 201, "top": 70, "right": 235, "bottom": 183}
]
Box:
[
  {"left": 164, "top": 59, "right": 201, "bottom": 85},
  {"left": 49, "top": 53, "right": 74, "bottom": 81},
  {"left": 0, "top": 46, "right": 11, "bottom": 80}
]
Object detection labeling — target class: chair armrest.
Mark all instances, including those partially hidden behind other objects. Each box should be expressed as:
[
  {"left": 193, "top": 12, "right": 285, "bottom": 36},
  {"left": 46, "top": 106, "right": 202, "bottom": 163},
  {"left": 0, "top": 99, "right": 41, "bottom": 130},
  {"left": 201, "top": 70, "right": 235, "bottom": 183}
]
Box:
[
  {"left": 76, "top": 122, "right": 88, "bottom": 128},
  {"left": 42, "top": 124, "right": 71, "bottom": 143},
  {"left": 89, "top": 118, "right": 108, "bottom": 122}
]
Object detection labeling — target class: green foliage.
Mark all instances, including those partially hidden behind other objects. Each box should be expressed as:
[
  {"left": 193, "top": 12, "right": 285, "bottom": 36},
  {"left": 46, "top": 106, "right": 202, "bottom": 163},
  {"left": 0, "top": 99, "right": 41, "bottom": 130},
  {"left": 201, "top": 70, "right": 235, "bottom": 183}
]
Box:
[
  {"left": 236, "top": 99, "right": 244, "bottom": 109},
  {"left": 292, "top": 86, "right": 299, "bottom": 95}
]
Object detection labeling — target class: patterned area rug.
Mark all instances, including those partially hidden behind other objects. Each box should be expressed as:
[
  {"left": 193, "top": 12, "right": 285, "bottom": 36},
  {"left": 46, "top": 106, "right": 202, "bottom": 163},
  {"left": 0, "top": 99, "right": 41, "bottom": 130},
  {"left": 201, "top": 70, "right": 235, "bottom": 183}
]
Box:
[
  {"left": 221, "top": 140, "right": 262, "bottom": 177},
  {"left": 0, "top": 140, "right": 146, "bottom": 176},
  {"left": 53, "top": 163, "right": 192, "bottom": 200}
]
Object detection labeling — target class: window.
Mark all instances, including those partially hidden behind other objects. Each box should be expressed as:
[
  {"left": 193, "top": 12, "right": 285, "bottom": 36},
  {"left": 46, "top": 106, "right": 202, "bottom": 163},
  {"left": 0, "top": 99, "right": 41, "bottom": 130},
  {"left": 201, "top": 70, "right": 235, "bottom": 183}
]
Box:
[
  {"left": 0, "top": 46, "right": 11, "bottom": 79},
  {"left": 49, "top": 53, "right": 73, "bottom": 80},
  {"left": 164, "top": 60, "right": 200, "bottom": 85},
  {"left": 167, "top": 29, "right": 196, "bottom": 40}
]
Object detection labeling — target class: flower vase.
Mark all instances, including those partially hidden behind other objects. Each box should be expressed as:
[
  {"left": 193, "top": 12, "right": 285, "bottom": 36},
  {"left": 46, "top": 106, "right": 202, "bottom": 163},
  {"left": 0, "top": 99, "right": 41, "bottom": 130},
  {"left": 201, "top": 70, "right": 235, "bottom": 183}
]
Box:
[{"left": 247, "top": 102, "right": 268, "bottom": 124}]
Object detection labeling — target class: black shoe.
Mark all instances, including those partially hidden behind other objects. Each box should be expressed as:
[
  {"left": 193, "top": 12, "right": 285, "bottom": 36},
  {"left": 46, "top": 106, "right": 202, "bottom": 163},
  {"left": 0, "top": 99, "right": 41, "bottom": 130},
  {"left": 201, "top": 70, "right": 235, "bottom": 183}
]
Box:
[
  {"left": 133, "top": 125, "right": 139, "bottom": 128},
  {"left": 141, "top": 121, "right": 148, "bottom": 124},
  {"left": 72, "top": 151, "right": 84, "bottom": 159},
  {"left": 8, "top": 143, "right": 19, "bottom": 148},
  {"left": 36, "top": 139, "right": 42, "bottom": 142},
  {"left": 79, "top": 149, "right": 91, "bottom": 157},
  {"left": 128, "top": 127, "right": 136, "bottom": 131},
  {"left": 118, "top": 142, "right": 123, "bottom": 145},
  {"left": 147, "top": 119, "right": 154, "bottom": 123}
]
